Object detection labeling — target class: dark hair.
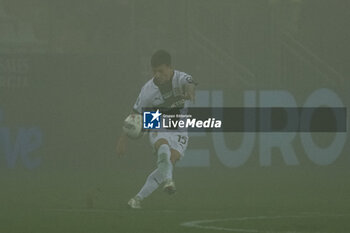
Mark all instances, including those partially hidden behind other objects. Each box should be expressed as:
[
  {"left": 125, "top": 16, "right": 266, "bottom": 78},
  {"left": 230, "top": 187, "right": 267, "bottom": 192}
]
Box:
[{"left": 151, "top": 50, "right": 171, "bottom": 68}]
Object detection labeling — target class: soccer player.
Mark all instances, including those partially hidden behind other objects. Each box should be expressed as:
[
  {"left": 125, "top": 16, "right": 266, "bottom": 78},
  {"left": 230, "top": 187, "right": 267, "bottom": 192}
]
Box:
[{"left": 116, "top": 49, "right": 196, "bottom": 209}]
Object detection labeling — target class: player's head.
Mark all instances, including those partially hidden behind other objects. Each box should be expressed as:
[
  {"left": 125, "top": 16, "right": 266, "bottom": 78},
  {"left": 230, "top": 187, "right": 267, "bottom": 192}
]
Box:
[{"left": 151, "top": 50, "right": 173, "bottom": 84}]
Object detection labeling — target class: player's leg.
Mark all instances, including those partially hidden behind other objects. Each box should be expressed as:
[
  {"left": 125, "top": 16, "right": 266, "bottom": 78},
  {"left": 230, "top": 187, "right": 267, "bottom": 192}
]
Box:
[
  {"left": 162, "top": 148, "right": 181, "bottom": 194},
  {"left": 162, "top": 132, "right": 189, "bottom": 194},
  {"left": 128, "top": 168, "right": 164, "bottom": 208},
  {"left": 128, "top": 135, "right": 171, "bottom": 208},
  {"left": 170, "top": 148, "right": 181, "bottom": 165},
  {"left": 128, "top": 133, "right": 188, "bottom": 208},
  {"left": 139, "top": 138, "right": 179, "bottom": 196},
  {"left": 154, "top": 138, "right": 173, "bottom": 181}
]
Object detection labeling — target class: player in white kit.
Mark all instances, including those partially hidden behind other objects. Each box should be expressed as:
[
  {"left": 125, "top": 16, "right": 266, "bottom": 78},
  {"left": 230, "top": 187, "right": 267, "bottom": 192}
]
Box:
[{"left": 116, "top": 50, "right": 196, "bottom": 209}]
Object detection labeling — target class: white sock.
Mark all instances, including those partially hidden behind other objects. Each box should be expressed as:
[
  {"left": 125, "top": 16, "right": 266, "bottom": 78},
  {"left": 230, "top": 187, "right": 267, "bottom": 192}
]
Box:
[
  {"left": 157, "top": 144, "right": 173, "bottom": 181},
  {"left": 136, "top": 168, "right": 163, "bottom": 200}
]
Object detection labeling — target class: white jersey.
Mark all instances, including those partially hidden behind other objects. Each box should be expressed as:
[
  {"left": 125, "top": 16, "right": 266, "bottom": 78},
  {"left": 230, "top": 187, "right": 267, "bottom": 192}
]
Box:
[
  {"left": 133, "top": 70, "right": 193, "bottom": 114},
  {"left": 134, "top": 69, "right": 193, "bottom": 154}
]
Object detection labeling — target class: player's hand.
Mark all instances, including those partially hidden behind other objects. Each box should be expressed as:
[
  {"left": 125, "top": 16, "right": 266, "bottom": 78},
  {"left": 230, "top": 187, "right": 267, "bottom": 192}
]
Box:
[
  {"left": 183, "top": 92, "right": 194, "bottom": 101},
  {"left": 184, "top": 83, "right": 195, "bottom": 102},
  {"left": 116, "top": 134, "right": 127, "bottom": 157}
]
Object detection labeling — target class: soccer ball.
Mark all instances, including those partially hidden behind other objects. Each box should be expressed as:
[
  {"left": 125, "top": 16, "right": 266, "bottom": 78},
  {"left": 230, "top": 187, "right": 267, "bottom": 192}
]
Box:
[{"left": 122, "top": 114, "right": 143, "bottom": 139}]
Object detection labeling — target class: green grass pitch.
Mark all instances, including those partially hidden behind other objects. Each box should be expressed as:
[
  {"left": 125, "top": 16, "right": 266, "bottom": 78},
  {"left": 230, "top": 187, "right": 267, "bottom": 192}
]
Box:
[{"left": 0, "top": 166, "right": 349, "bottom": 233}]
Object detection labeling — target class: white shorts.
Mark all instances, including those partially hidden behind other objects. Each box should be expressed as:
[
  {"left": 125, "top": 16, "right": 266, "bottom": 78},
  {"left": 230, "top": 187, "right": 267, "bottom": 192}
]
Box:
[{"left": 148, "top": 131, "right": 189, "bottom": 157}]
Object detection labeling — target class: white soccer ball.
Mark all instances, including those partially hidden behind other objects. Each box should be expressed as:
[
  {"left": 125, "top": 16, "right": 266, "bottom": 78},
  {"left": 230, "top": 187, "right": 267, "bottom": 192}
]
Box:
[{"left": 122, "top": 114, "right": 143, "bottom": 139}]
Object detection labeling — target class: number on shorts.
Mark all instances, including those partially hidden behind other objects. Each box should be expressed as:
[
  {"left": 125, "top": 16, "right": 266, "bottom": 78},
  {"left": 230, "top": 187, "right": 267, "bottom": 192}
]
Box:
[{"left": 177, "top": 135, "right": 187, "bottom": 144}]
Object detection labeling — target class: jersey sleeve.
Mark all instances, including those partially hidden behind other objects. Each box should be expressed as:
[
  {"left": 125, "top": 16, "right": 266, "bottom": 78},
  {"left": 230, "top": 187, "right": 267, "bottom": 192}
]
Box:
[{"left": 179, "top": 74, "right": 197, "bottom": 87}]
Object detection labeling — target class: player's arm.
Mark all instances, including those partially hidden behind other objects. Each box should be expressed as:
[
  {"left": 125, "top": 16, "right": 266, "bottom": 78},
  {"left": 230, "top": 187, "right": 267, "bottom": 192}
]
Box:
[
  {"left": 116, "top": 91, "right": 145, "bottom": 157},
  {"left": 183, "top": 75, "right": 197, "bottom": 102},
  {"left": 116, "top": 130, "right": 128, "bottom": 157},
  {"left": 116, "top": 109, "right": 141, "bottom": 157},
  {"left": 184, "top": 82, "right": 196, "bottom": 102}
]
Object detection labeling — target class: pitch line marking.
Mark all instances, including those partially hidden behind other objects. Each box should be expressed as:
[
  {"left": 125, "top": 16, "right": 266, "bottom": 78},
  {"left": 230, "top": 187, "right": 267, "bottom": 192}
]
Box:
[
  {"left": 180, "top": 214, "right": 347, "bottom": 232},
  {"left": 42, "top": 208, "right": 222, "bottom": 214}
]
